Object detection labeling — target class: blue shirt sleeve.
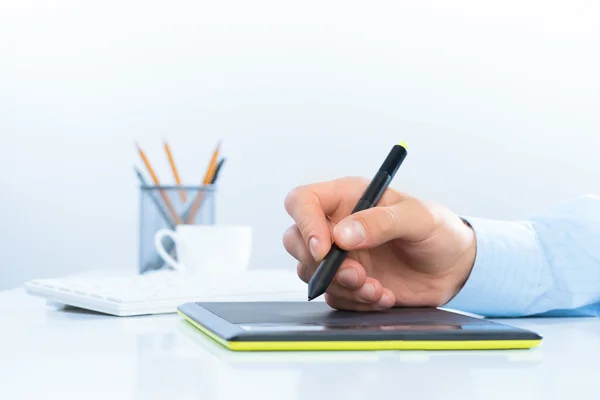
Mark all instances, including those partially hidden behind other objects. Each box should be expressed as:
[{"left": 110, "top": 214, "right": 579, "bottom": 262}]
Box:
[{"left": 443, "top": 195, "right": 600, "bottom": 317}]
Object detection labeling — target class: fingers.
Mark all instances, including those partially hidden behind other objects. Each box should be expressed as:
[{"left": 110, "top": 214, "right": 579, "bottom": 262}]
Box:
[
  {"left": 283, "top": 225, "right": 318, "bottom": 271},
  {"left": 294, "top": 255, "right": 393, "bottom": 309},
  {"left": 284, "top": 183, "right": 339, "bottom": 261},
  {"left": 285, "top": 225, "right": 369, "bottom": 296},
  {"left": 327, "top": 276, "right": 384, "bottom": 304},
  {"left": 285, "top": 220, "right": 397, "bottom": 312},
  {"left": 333, "top": 198, "right": 441, "bottom": 250},
  {"left": 294, "top": 252, "right": 366, "bottom": 291},
  {"left": 325, "top": 287, "right": 396, "bottom": 311},
  {"left": 284, "top": 178, "right": 405, "bottom": 261}
]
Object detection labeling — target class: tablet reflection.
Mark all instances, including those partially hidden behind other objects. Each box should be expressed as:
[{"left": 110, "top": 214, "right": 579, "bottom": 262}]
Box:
[
  {"left": 129, "top": 319, "right": 540, "bottom": 400},
  {"left": 130, "top": 319, "right": 543, "bottom": 400}
]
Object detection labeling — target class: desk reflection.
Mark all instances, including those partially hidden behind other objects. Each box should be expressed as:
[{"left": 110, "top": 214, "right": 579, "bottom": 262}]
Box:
[{"left": 130, "top": 319, "right": 543, "bottom": 400}]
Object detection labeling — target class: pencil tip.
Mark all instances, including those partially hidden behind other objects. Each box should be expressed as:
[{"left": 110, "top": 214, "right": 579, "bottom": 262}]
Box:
[
  {"left": 308, "top": 296, "right": 314, "bottom": 301},
  {"left": 134, "top": 140, "right": 141, "bottom": 150}
]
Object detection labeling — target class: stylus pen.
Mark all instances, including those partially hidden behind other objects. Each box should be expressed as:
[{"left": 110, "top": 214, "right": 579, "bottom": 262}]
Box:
[{"left": 307, "top": 142, "right": 408, "bottom": 301}]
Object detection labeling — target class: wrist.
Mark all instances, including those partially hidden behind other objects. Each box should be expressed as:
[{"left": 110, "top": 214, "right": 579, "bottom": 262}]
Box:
[
  {"left": 450, "top": 219, "right": 477, "bottom": 299},
  {"left": 443, "top": 216, "right": 548, "bottom": 317}
]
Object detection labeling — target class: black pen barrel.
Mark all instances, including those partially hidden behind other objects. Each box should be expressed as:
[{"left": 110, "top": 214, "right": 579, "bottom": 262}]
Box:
[
  {"left": 306, "top": 143, "right": 408, "bottom": 301},
  {"left": 354, "top": 171, "right": 391, "bottom": 211},
  {"left": 380, "top": 144, "right": 407, "bottom": 177},
  {"left": 307, "top": 244, "right": 348, "bottom": 300}
]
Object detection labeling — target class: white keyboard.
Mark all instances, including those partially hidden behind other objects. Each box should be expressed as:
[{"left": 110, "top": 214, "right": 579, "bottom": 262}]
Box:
[{"left": 24, "top": 269, "right": 309, "bottom": 316}]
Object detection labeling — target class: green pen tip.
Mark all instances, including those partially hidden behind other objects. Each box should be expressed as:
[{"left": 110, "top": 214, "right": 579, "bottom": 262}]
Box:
[{"left": 398, "top": 141, "right": 408, "bottom": 149}]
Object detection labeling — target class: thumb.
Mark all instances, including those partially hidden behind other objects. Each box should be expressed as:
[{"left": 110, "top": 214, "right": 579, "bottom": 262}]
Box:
[{"left": 332, "top": 198, "right": 439, "bottom": 250}]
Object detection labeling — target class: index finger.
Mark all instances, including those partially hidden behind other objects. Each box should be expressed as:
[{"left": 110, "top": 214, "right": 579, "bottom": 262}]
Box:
[
  {"left": 283, "top": 182, "right": 338, "bottom": 262},
  {"left": 284, "top": 177, "right": 401, "bottom": 261}
]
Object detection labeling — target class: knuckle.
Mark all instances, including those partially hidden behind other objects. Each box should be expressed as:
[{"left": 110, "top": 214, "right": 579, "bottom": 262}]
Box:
[
  {"left": 412, "top": 199, "right": 442, "bottom": 240},
  {"left": 283, "top": 186, "right": 306, "bottom": 215},
  {"left": 324, "top": 293, "right": 337, "bottom": 308},
  {"left": 379, "top": 206, "right": 400, "bottom": 234},
  {"left": 282, "top": 225, "right": 298, "bottom": 253},
  {"left": 296, "top": 263, "right": 309, "bottom": 283},
  {"left": 342, "top": 176, "right": 370, "bottom": 187},
  {"left": 296, "top": 218, "right": 315, "bottom": 239},
  {"left": 324, "top": 293, "right": 344, "bottom": 310}
]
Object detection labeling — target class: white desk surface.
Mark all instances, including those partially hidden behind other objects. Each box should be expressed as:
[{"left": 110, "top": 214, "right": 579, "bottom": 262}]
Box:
[{"left": 1, "top": 288, "right": 600, "bottom": 400}]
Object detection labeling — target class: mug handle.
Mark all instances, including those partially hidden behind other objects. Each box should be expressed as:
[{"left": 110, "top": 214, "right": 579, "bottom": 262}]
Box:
[{"left": 154, "top": 229, "right": 185, "bottom": 272}]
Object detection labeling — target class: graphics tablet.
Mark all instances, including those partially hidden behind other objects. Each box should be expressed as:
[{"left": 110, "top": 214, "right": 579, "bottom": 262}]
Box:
[{"left": 177, "top": 302, "right": 542, "bottom": 351}]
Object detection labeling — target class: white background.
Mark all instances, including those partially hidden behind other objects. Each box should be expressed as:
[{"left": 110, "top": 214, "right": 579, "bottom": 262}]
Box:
[{"left": 1, "top": 0, "right": 599, "bottom": 290}]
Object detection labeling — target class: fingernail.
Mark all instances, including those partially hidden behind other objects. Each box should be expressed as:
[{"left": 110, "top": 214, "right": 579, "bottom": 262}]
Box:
[
  {"left": 360, "top": 283, "right": 375, "bottom": 301},
  {"left": 336, "top": 219, "right": 366, "bottom": 247},
  {"left": 337, "top": 268, "right": 359, "bottom": 287},
  {"left": 309, "top": 237, "right": 320, "bottom": 260}
]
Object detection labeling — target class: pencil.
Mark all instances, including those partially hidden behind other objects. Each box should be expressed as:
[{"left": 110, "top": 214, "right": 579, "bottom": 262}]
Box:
[
  {"left": 185, "top": 141, "right": 221, "bottom": 223},
  {"left": 136, "top": 141, "right": 182, "bottom": 225},
  {"left": 210, "top": 158, "right": 226, "bottom": 184},
  {"left": 164, "top": 139, "right": 187, "bottom": 203},
  {"left": 133, "top": 167, "right": 175, "bottom": 229}
]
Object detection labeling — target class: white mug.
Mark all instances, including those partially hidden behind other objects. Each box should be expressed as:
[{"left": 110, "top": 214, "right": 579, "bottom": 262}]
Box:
[{"left": 154, "top": 225, "right": 252, "bottom": 274}]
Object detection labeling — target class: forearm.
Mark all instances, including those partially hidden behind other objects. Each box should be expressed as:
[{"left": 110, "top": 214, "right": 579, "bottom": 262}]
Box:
[{"left": 444, "top": 195, "right": 600, "bottom": 317}]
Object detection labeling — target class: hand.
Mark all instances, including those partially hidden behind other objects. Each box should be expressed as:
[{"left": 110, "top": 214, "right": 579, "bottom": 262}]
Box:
[{"left": 283, "top": 177, "right": 476, "bottom": 311}]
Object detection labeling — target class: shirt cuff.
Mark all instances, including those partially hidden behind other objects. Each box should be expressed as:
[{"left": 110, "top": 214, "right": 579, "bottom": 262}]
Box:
[{"left": 442, "top": 216, "right": 547, "bottom": 317}]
